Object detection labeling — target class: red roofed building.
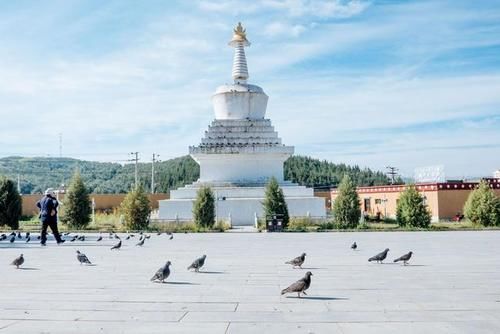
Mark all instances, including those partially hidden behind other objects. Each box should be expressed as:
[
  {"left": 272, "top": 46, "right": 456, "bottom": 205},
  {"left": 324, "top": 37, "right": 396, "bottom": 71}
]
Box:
[{"left": 330, "top": 178, "right": 500, "bottom": 222}]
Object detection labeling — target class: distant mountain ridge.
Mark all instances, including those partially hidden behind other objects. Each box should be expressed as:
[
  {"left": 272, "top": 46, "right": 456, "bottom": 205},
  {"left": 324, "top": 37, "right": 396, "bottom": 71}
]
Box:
[{"left": 0, "top": 155, "right": 391, "bottom": 194}]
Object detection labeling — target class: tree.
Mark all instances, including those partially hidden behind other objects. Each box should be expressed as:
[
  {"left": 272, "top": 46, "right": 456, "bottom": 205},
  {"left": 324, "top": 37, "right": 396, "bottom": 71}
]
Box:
[
  {"left": 262, "top": 177, "right": 289, "bottom": 228},
  {"left": 61, "top": 171, "right": 92, "bottom": 229},
  {"left": 464, "top": 180, "right": 500, "bottom": 226},
  {"left": 0, "top": 176, "right": 22, "bottom": 230},
  {"left": 120, "top": 184, "right": 151, "bottom": 230},
  {"left": 332, "top": 174, "right": 360, "bottom": 228},
  {"left": 193, "top": 186, "right": 215, "bottom": 228},
  {"left": 396, "top": 185, "right": 431, "bottom": 228}
]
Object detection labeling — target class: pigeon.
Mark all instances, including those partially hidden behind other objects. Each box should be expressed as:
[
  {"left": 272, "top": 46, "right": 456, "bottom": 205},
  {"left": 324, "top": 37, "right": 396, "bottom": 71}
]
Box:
[
  {"left": 136, "top": 238, "right": 145, "bottom": 246},
  {"left": 111, "top": 240, "right": 122, "bottom": 250},
  {"left": 125, "top": 235, "right": 131, "bottom": 240},
  {"left": 11, "top": 254, "right": 24, "bottom": 269},
  {"left": 26, "top": 236, "right": 31, "bottom": 243},
  {"left": 64, "top": 232, "right": 71, "bottom": 236},
  {"left": 37, "top": 235, "right": 41, "bottom": 240},
  {"left": 9, "top": 231, "right": 16, "bottom": 236},
  {"left": 70, "top": 236, "right": 77, "bottom": 242},
  {"left": 286, "top": 253, "right": 306, "bottom": 268},
  {"left": 187, "top": 255, "right": 207, "bottom": 272},
  {"left": 281, "top": 271, "right": 313, "bottom": 298},
  {"left": 351, "top": 242, "right": 357, "bottom": 250},
  {"left": 25, "top": 232, "right": 30, "bottom": 239},
  {"left": 368, "top": 248, "right": 390, "bottom": 263},
  {"left": 145, "top": 235, "right": 151, "bottom": 239},
  {"left": 78, "top": 235, "right": 85, "bottom": 242},
  {"left": 76, "top": 250, "right": 92, "bottom": 265},
  {"left": 169, "top": 234, "right": 174, "bottom": 240},
  {"left": 394, "top": 251, "right": 413, "bottom": 265},
  {"left": 0, "top": 233, "right": 6, "bottom": 241},
  {"left": 114, "top": 234, "right": 120, "bottom": 239},
  {"left": 10, "top": 236, "right": 15, "bottom": 243},
  {"left": 17, "top": 232, "right": 22, "bottom": 239},
  {"left": 150, "top": 261, "right": 171, "bottom": 283},
  {"left": 96, "top": 235, "right": 103, "bottom": 242},
  {"left": 157, "top": 232, "right": 162, "bottom": 236}
]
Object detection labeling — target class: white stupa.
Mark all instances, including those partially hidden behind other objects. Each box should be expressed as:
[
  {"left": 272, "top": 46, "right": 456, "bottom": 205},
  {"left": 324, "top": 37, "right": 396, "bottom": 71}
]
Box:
[{"left": 158, "top": 23, "right": 326, "bottom": 225}]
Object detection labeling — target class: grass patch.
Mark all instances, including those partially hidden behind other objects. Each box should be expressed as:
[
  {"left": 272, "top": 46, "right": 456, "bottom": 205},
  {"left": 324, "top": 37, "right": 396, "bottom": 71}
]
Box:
[{"left": 7, "top": 215, "right": 499, "bottom": 233}]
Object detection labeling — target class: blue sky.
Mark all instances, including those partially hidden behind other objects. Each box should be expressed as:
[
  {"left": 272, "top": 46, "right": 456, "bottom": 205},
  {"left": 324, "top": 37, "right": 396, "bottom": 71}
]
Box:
[{"left": 0, "top": 0, "right": 499, "bottom": 179}]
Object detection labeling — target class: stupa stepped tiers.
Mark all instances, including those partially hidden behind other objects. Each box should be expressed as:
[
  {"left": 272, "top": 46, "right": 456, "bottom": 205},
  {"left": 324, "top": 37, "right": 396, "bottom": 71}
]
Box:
[
  {"left": 158, "top": 23, "right": 326, "bottom": 225},
  {"left": 190, "top": 119, "right": 294, "bottom": 184}
]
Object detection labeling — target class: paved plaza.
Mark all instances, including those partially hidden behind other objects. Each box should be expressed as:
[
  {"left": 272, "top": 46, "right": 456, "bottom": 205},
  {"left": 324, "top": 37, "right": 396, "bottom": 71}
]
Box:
[{"left": 1, "top": 231, "right": 500, "bottom": 333}]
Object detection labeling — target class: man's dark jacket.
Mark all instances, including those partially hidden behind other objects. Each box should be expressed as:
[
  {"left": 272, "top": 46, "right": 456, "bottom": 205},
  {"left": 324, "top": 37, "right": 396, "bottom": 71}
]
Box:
[{"left": 36, "top": 195, "right": 58, "bottom": 223}]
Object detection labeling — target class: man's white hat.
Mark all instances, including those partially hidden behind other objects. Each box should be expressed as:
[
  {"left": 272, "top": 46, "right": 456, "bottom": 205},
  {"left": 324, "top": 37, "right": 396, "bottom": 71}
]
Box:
[{"left": 44, "top": 188, "right": 55, "bottom": 196}]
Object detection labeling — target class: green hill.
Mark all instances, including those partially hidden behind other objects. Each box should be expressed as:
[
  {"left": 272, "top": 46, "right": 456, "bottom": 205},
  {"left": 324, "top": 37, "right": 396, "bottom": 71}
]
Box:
[{"left": 0, "top": 155, "right": 391, "bottom": 194}]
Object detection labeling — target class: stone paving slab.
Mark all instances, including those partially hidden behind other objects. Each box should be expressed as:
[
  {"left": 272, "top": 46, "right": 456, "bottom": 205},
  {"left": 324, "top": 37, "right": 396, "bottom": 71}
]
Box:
[{"left": 1, "top": 231, "right": 500, "bottom": 333}]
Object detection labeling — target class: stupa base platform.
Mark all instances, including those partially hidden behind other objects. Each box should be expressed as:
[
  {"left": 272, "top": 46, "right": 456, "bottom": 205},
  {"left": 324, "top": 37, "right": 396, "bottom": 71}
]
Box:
[{"left": 158, "top": 183, "right": 326, "bottom": 226}]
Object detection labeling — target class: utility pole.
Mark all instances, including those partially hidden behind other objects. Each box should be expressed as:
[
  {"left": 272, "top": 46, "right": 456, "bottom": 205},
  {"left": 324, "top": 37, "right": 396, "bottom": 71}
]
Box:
[
  {"left": 151, "top": 153, "right": 159, "bottom": 193},
  {"left": 59, "top": 133, "right": 62, "bottom": 158},
  {"left": 129, "top": 152, "right": 139, "bottom": 188},
  {"left": 386, "top": 166, "right": 398, "bottom": 185}
]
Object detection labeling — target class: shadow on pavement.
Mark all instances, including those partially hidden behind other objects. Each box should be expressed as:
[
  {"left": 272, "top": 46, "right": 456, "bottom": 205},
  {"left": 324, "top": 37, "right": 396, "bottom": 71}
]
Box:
[
  {"left": 165, "top": 281, "right": 200, "bottom": 285},
  {"left": 286, "top": 296, "right": 348, "bottom": 301}
]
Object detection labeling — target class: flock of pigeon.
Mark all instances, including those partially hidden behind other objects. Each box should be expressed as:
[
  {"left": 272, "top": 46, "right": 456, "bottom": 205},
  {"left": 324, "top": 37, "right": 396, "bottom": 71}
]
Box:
[
  {"left": 5, "top": 231, "right": 413, "bottom": 298},
  {"left": 277, "top": 245, "right": 413, "bottom": 297}
]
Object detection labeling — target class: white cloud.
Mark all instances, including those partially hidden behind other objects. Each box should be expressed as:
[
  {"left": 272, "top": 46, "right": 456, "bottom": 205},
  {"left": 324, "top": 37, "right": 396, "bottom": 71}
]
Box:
[
  {"left": 263, "top": 22, "right": 307, "bottom": 37},
  {"left": 265, "top": 0, "right": 371, "bottom": 18},
  {"left": 198, "top": 0, "right": 371, "bottom": 18}
]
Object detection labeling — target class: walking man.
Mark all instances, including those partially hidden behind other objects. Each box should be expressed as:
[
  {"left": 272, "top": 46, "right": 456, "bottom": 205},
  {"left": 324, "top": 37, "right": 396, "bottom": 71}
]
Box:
[{"left": 36, "top": 188, "right": 65, "bottom": 246}]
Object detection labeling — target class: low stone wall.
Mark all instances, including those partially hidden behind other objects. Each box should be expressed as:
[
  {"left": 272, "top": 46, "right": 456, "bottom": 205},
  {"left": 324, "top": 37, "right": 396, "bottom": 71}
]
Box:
[{"left": 21, "top": 193, "right": 169, "bottom": 217}]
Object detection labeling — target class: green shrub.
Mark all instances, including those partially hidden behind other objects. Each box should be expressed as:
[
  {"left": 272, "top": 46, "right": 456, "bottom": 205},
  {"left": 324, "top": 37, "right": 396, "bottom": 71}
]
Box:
[
  {"left": 332, "top": 174, "right": 361, "bottom": 228},
  {"left": 383, "top": 217, "right": 397, "bottom": 224},
  {"left": 120, "top": 185, "right": 151, "bottom": 230},
  {"left": 396, "top": 185, "right": 431, "bottom": 228},
  {"left": 464, "top": 180, "right": 500, "bottom": 226},
  {"left": 263, "top": 177, "right": 289, "bottom": 228},
  {"left": 193, "top": 186, "right": 215, "bottom": 228},
  {"left": 287, "top": 217, "right": 313, "bottom": 231},
  {"left": 317, "top": 221, "right": 336, "bottom": 231},
  {"left": 61, "top": 171, "right": 92, "bottom": 229},
  {"left": 0, "top": 176, "right": 22, "bottom": 230}
]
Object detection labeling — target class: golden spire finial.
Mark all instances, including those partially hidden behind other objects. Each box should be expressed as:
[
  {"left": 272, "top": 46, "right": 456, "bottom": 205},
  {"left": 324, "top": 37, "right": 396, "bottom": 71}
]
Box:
[
  {"left": 234, "top": 22, "right": 246, "bottom": 39},
  {"left": 229, "top": 22, "right": 250, "bottom": 47}
]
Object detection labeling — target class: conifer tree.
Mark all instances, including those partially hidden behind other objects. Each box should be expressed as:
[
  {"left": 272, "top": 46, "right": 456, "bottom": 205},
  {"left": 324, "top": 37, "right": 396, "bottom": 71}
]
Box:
[
  {"left": 121, "top": 184, "right": 151, "bottom": 230},
  {"left": 464, "top": 180, "right": 500, "bottom": 226},
  {"left": 263, "top": 177, "right": 289, "bottom": 228},
  {"left": 193, "top": 186, "right": 215, "bottom": 228},
  {"left": 396, "top": 185, "right": 431, "bottom": 228},
  {"left": 332, "top": 174, "right": 360, "bottom": 228},
  {"left": 61, "top": 171, "right": 92, "bottom": 229},
  {"left": 0, "top": 176, "right": 22, "bottom": 230}
]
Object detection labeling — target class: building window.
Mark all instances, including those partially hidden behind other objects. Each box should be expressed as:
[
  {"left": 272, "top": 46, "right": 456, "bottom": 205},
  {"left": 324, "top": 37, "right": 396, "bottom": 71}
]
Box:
[
  {"left": 364, "top": 198, "right": 371, "bottom": 212},
  {"left": 375, "top": 199, "right": 382, "bottom": 204}
]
